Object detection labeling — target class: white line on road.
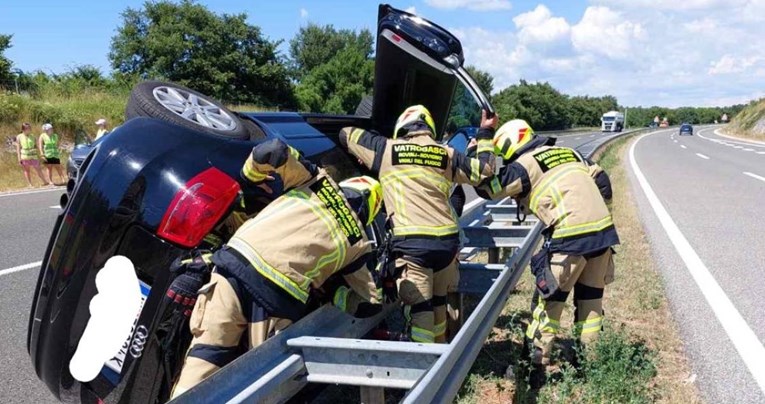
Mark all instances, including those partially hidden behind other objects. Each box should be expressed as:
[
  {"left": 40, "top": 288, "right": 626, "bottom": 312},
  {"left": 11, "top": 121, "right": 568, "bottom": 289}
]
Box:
[
  {"left": 758, "top": 152, "right": 765, "bottom": 155},
  {"left": 575, "top": 137, "right": 582, "bottom": 140},
  {"left": 743, "top": 172, "right": 765, "bottom": 183},
  {"left": 630, "top": 133, "right": 765, "bottom": 395},
  {"left": 673, "top": 140, "right": 678, "bottom": 143},
  {"left": 743, "top": 148, "right": 754, "bottom": 152},
  {"left": 696, "top": 153, "right": 710, "bottom": 159},
  {"left": 49, "top": 205, "right": 60, "bottom": 209},
  {"left": 0, "top": 261, "right": 42, "bottom": 277},
  {"left": 712, "top": 129, "right": 765, "bottom": 147},
  {"left": 681, "top": 145, "right": 687, "bottom": 149},
  {"left": 0, "top": 187, "right": 63, "bottom": 199}
]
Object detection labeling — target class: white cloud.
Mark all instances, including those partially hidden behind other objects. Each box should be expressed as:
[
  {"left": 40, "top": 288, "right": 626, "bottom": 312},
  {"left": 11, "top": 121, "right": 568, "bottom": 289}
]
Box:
[
  {"left": 405, "top": 6, "right": 417, "bottom": 14},
  {"left": 709, "top": 55, "right": 765, "bottom": 75},
  {"left": 571, "top": 7, "right": 645, "bottom": 59},
  {"left": 450, "top": 1, "right": 764, "bottom": 106},
  {"left": 513, "top": 5, "right": 570, "bottom": 44},
  {"left": 593, "top": 0, "right": 748, "bottom": 11},
  {"left": 425, "top": 0, "right": 512, "bottom": 11},
  {"left": 299, "top": 8, "right": 308, "bottom": 19}
]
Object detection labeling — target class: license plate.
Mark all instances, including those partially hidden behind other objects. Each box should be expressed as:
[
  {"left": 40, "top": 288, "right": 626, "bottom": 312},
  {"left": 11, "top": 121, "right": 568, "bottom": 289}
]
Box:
[{"left": 104, "top": 280, "right": 151, "bottom": 374}]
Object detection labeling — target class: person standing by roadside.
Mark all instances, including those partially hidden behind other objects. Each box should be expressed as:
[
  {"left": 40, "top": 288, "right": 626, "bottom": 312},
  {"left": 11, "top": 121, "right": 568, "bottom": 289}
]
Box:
[
  {"left": 16, "top": 123, "right": 51, "bottom": 187},
  {"left": 38, "top": 123, "right": 65, "bottom": 184},
  {"left": 95, "top": 118, "right": 109, "bottom": 139}
]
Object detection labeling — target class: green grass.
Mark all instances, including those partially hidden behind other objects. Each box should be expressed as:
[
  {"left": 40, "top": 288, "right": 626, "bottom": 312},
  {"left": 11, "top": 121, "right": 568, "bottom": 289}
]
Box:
[{"left": 457, "top": 133, "right": 700, "bottom": 404}]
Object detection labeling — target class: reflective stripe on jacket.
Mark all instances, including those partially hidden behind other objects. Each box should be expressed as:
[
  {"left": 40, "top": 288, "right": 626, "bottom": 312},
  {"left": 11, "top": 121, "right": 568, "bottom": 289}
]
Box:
[
  {"left": 17, "top": 133, "right": 38, "bottom": 160},
  {"left": 230, "top": 139, "right": 380, "bottom": 305},
  {"left": 479, "top": 140, "right": 619, "bottom": 254},
  {"left": 342, "top": 127, "right": 496, "bottom": 238},
  {"left": 41, "top": 133, "right": 60, "bottom": 159}
]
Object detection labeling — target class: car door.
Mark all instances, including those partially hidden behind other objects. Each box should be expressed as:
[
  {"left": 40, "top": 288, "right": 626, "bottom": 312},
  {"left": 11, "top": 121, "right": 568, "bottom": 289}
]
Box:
[{"left": 371, "top": 4, "right": 494, "bottom": 140}]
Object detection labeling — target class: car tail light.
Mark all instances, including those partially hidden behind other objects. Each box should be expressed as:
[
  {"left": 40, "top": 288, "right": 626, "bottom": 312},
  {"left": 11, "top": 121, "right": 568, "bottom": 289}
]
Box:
[{"left": 157, "top": 167, "right": 240, "bottom": 248}]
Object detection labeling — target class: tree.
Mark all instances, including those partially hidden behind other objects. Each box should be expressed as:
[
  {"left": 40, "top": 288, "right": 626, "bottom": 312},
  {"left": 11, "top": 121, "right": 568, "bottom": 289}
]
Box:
[
  {"left": 109, "top": 0, "right": 295, "bottom": 108},
  {"left": 492, "top": 80, "right": 571, "bottom": 131},
  {"left": 289, "top": 23, "right": 374, "bottom": 80},
  {"left": 568, "top": 95, "right": 618, "bottom": 127},
  {"left": 295, "top": 46, "right": 374, "bottom": 114},
  {"left": 0, "top": 34, "right": 14, "bottom": 88},
  {"left": 290, "top": 23, "right": 375, "bottom": 114}
]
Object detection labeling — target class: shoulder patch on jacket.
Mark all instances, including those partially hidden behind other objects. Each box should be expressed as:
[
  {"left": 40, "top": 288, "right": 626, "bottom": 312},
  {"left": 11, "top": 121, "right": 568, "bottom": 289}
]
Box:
[
  {"left": 532, "top": 147, "right": 582, "bottom": 173},
  {"left": 391, "top": 143, "right": 448, "bottom": 169},
  {"left": 309, "top": 177, "right": 363, "bottom": 245}
]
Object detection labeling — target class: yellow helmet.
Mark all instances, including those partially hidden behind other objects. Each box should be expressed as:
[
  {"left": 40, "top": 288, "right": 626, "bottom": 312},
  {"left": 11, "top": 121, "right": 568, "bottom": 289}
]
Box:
[
  {"left": 339, "top": 176, "right": 383, "bottom": 226},
  {"left": 494, "top": 119, "right": 535, "bottom": 160},
  {"left": 394, "top": 105, "right": 436, "bottom": 139}
]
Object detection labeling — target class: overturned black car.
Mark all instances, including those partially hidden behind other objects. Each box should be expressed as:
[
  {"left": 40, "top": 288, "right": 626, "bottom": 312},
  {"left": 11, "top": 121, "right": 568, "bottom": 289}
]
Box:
[{"left": 27, "top": 4, "right": 493, "bottom": 403}]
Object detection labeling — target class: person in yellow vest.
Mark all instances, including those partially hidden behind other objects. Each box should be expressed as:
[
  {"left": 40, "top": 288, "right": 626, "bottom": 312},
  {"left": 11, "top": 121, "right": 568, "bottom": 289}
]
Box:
[
  {"left": 16, "top": 123, "right": 52, "bottom": 187},
  {"left": 38, "top": 123, "right": 65, "bottom": 185},
  {"left": 94, "top": 118, "right": 109, "bottom": 140}
]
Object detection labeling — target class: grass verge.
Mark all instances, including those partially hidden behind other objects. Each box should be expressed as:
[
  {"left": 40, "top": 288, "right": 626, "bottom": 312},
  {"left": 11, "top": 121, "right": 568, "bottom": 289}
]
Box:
[
  {"left": 457, "top": 135, "right": 700, "bottom": 403},
  {"left": 724, "top": 98, "right": 765, "bottom": 141}
]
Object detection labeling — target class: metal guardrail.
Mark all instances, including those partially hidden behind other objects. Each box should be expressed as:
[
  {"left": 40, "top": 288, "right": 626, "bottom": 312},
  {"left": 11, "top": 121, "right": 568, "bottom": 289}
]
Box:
[{"left": 173, "top": 129, "right": 639, "bottom": 404}]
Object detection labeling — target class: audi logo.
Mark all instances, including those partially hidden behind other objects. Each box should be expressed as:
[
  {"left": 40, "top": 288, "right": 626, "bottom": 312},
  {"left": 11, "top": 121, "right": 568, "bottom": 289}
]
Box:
[{"left": 130, "top": 325, "right": 149, "bottom": 358}]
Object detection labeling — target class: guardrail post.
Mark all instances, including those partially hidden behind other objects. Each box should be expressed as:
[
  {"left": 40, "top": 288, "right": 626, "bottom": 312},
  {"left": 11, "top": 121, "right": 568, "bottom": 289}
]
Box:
[{"left": 360, "top": 386, "right": 385, "bottom": 404}]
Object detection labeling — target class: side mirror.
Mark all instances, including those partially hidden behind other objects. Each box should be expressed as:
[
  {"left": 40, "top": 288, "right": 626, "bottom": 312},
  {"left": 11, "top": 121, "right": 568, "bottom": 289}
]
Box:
[{"left": 446, "top": 131, "right": 469, "bottom": 153}]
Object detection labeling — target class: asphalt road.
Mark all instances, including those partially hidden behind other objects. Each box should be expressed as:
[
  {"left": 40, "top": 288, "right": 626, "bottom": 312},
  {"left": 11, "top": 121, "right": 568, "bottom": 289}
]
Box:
[
  {"left": 0, "top": 187, "right": 66, "bottom": 403},
  {"left": 0, "top": 129, "right": 611, "bottom": 403},
  {"left": 629, "top": 126, "right": 765, "bottom": 403}
]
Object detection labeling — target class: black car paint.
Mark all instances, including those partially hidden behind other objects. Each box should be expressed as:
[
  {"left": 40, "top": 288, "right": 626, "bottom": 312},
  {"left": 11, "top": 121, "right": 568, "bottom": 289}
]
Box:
[
  {"left": 28, "top": 115, "right": 370, "bottom": 403},
  {"left": 28, "top": 4, "right": 491, "bottom": 403}
]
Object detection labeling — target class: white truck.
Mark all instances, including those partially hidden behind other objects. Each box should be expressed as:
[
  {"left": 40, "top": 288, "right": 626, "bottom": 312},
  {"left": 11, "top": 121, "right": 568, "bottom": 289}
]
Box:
[{"left": 601, "top": 110, "right": 625, "bottom": 132}]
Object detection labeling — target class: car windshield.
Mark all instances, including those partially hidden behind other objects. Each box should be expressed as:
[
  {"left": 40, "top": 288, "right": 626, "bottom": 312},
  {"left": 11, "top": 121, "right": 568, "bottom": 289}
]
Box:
[{"left": 603, "top": 117, "right": 615, "bottom": 122}]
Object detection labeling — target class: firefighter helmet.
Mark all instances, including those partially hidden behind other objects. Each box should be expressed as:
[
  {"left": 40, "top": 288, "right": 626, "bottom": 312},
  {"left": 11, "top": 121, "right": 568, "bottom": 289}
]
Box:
[
  {"left": 339, "top": 176, "right": 383, "bottom": 226},
  {"left": 494, "top": 119, "right": 535, "bottom": 160},
  {"left": 394, "top": 105, "right": 436, "bottom": 139}
]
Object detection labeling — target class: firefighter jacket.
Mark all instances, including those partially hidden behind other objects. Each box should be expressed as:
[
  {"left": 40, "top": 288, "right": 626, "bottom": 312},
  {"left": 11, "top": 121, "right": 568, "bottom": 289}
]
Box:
[
  {"left": 225, "top": 138, "right": 381, "bottom": 307},
  {"left": 479, "top": 136, "right": 619, "bottom": 255},
  {"left": 340, "top": 126, "right": 496, "bottom": 240}
]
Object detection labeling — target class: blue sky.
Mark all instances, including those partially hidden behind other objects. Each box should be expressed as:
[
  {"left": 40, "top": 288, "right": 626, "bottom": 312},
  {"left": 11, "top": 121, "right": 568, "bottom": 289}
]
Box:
[{"left": 2, "top": 0, "right": 764, "bottom": 107}]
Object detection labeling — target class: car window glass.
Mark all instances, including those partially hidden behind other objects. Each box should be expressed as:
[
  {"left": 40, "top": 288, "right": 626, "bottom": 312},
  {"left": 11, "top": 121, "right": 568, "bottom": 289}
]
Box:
[
  {"left": 445, "top": 82, "right": 481, "bottom": 137},
  {"left": 447, "top": 132, "right": 468, "bottom": 152}
]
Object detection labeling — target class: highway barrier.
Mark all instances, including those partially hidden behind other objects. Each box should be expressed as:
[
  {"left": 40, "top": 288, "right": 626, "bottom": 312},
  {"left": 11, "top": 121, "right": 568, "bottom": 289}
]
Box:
[{"left": 171, "top": 127, "right": 647, "bottom": 404}]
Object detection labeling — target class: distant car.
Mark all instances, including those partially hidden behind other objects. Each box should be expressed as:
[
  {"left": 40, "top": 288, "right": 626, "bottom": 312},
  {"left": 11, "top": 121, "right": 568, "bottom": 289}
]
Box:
[{"left": 679, "top": 123, "right": 693, "bottom": 136}]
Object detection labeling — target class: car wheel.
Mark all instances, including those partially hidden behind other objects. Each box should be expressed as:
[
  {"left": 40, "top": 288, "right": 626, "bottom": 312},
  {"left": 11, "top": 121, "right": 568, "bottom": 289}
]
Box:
[
  {"left": 355, "top": 95, "right": 373, "bottom": 117},
  {"left": 126, "top": 81, "right": 250, "bottom": 140}
]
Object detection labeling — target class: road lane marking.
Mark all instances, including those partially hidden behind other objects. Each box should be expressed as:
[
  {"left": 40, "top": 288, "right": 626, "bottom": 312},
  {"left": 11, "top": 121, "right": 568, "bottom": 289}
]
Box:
[
  {"left": 49, "top": 205, "right": 61, "bottom": 209},
  {"left": 575, "top": 137, "right": 582, "bottom": 140},
  {"left": 696, "top": 153, "right": 710, "bottom": 159},
  {"left": 0, "top": 261, "right": 42, "bottom": 277},
  {"left": 743, "top": 172, "right": 765, "bottom": 183},
  {"left": 673, "top": 140, "right": 678, "bottom": 143},
  {"left": 743, "top": 148, "right": 754, "bottom": 152},
  {"left": 712, "top": 129, "right": 765, "bottom": 147},
  {"left": 758, "top": 151, "right": 765, "bottom": 155},
  {"left": 680, "top": 145, "right": 687, "bottom": 149},
  {"left": 630, "top": 133, "right": 765, "bottom": 395},
  {"left": 0, "top": 187, "right": 64, "bottom": 199}
]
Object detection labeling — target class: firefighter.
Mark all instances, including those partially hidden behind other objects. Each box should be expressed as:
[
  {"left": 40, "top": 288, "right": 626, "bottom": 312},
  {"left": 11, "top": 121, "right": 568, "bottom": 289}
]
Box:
[
  {"left": 339, "top": 106, "right": 498, "bottom": 343},
  {"left": 477, "top": 119, "right": 618, "bottom": 368},
  {"left": 171, "top": 139, "right": 383, "bottom": 397}
]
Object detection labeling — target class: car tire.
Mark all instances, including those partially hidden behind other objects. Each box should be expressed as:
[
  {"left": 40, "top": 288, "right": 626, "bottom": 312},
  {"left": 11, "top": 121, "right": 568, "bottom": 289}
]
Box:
[
  {"left": 355, "top": 95, "right": 373, "bottom": 117},
  {"left": 126, "top": 81, "right": 251, "bottom": 140}
]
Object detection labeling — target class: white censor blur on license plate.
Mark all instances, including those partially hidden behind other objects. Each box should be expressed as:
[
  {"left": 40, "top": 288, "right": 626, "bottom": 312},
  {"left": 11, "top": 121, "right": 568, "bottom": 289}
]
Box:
[{"left": 104, "top": 280, "right": 151, "bottom": 374}]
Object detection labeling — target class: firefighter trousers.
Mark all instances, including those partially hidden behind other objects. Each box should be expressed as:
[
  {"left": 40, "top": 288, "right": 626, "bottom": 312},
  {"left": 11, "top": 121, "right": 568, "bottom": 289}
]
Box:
[
  {"left": 171, "top": 272, "right": 291, "bottom": 398},
  {"left": 396, "top": 256, "right": 459, "bottom": 343},
  {"left": 525, "top": 248, "right": 614, "bottom": 364}
]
